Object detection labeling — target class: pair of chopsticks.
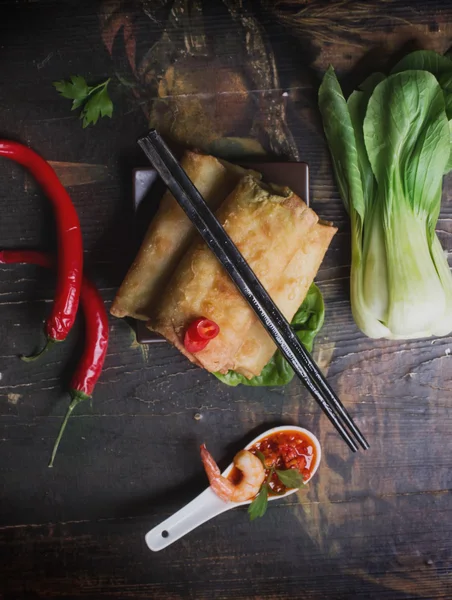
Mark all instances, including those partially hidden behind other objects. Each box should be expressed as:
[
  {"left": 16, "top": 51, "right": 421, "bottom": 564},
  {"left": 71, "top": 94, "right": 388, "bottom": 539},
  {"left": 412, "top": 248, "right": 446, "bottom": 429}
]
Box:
[{"left": 138, "top": 130, "right": 369, "bottom": 452}]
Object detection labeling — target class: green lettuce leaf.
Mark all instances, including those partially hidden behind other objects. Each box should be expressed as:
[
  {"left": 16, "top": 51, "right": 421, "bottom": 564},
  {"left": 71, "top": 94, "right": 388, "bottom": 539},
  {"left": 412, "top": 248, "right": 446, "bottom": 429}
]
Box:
[{"left": 214, "top": 283, "right": 324, "bottom": 387}]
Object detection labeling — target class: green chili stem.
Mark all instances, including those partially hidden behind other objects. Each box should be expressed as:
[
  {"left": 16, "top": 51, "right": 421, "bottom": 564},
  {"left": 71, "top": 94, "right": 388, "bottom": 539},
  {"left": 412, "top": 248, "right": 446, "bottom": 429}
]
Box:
[
  {"left": 48, "top": 391, "right": 89, "bottom": 467},
  {"left": 21, "top": 338, "right": 56, "bottom": 362}
]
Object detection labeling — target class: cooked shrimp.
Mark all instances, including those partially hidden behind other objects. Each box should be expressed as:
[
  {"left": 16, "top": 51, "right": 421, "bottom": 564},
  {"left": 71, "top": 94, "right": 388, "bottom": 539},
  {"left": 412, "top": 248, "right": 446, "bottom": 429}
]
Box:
[{"left": 200, "top": 444, "right": 266, "bottom": 503}]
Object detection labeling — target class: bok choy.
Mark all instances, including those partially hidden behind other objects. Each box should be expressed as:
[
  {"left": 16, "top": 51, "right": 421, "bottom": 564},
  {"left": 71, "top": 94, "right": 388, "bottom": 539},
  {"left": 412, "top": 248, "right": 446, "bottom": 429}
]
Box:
[{"left": 319, "top": 51, "right": 452, "bottom": 339}]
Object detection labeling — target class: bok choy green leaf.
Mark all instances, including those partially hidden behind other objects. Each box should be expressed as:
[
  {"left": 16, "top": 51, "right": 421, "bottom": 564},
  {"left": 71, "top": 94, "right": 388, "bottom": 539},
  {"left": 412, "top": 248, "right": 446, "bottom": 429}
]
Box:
[
  {"left": 319, "top": 56, "right": 452, "bottom": 340},
  {"left": 392, "top": 50, "right": 452, "bottom": 171}
]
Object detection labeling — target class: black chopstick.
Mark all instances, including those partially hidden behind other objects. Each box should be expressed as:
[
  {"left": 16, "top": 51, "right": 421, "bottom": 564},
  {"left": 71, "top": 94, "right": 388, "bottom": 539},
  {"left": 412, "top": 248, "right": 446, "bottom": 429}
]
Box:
[{"left": 138, "top": 130, "right": 368, "bottom": 452}]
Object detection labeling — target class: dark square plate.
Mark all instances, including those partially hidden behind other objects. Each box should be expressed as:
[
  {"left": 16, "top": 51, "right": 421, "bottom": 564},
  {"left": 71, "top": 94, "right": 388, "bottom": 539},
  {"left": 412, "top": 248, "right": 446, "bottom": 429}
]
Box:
[{"left": 133, "top": 161, "right": 309, "bottom": 344}]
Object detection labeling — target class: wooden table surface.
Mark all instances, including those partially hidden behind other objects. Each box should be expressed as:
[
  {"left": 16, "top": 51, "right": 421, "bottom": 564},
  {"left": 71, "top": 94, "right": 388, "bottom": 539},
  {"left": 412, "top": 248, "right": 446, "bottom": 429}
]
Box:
[{"left": 1, "top": 1, "right": 452, "bottom": 598}]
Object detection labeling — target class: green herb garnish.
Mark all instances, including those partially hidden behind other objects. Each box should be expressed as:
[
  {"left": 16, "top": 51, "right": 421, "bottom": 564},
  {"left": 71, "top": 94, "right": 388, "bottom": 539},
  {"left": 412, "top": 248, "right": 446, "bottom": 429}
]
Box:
[
  {"left": 247, "top": 465, "right": 305, "bottom": 521},
  {"left": 255, "top": 450, "right": 267, "bottom": 467},
  {"left": 275, "top": 468, "right": 304, "bottom": 489},
  {"left": 54, "top": 76, "right": 113, "bottom": 128},
  {"left": 215, "top": 283, "right": 324, "bottom": 387},
  {"left": 248, "top": 484, "right": 268, "bottom": 521}
]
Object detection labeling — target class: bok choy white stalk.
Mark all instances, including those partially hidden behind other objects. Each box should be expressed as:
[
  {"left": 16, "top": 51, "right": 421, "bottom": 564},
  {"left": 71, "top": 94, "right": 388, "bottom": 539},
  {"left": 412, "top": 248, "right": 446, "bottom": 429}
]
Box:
[{"left": 319, "top": 54, "right": 452, "bottom": 339}]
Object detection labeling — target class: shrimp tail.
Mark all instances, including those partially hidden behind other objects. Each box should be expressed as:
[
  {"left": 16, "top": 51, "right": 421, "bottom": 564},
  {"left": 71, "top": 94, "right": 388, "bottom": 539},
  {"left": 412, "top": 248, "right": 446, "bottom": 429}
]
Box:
[
  {"left": 200, "top": 444, "right": 221, "bottom": 479},
  {"left": 200, "top": 443, "right": 235, "bottom": 502}
]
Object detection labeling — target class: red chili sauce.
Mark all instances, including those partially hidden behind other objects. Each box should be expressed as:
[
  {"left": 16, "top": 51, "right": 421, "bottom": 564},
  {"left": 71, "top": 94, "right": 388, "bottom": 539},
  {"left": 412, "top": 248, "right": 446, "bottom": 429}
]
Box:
[{"left": 228, "top": 430, "right": 317, "bottom": 496}]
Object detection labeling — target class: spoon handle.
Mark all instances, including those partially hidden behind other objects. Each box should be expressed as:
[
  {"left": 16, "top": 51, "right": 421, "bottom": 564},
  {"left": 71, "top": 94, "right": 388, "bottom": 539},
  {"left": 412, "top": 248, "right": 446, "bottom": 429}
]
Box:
[{"left": 145, "top": 487, "right": 230, "bottom": 551}]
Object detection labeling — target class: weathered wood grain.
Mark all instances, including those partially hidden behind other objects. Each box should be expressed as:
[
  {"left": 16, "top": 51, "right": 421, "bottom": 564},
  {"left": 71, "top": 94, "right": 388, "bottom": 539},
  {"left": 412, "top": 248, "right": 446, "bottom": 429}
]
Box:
[
  {"left": 2, "top": 492, "right": 452, "bottom": 599},
  {"left": 2, "top": 0, "right": 452, "bottom": 599}
]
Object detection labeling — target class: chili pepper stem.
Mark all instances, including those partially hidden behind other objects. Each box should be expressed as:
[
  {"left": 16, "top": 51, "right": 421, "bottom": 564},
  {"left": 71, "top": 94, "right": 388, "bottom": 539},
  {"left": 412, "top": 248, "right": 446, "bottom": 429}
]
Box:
[
  {"left": 21, "top": 338, "right": 57, "bottom": 362},
  {"left": 48, "top": 390, "right": 90, "bottom": 468}
]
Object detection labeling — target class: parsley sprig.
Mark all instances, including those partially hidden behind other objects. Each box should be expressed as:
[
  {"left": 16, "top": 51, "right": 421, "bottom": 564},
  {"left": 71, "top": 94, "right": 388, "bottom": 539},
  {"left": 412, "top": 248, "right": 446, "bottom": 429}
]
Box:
[
  {"left": 248, "top": 452, "right": 305, "bottom": 521},
  {"left": 53, "top": 76, "right": 113, "bottom": 128}
]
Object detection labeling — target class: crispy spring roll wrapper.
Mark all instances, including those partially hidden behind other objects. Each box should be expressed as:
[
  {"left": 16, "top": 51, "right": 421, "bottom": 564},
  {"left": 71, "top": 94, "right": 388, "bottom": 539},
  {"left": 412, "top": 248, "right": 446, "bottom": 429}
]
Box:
[
  {"left": 149, "top": 175, "right": 320, "bottom": 374},
  {"left": 111, "top": 151, "right": 260, "bottom": 320},
  {"left": 231, "top": 221, "right": 337, "bottom": 378}
]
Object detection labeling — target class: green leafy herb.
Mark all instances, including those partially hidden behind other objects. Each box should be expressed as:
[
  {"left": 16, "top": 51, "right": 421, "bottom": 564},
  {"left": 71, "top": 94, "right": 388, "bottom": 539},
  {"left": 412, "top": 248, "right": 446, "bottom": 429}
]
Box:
[
  {"left": 53, "top": 76, "right": 113, "bottom": 128},
  {"left": 214, "top": 283, "right": 324, "bottom": 387},
  {"left": 248, "top": 484, "right": 268, "bottom": 521},
  {"left": 247, "top": 464, "right": 305, "bottom": 521},
  {"left": 275, "top": 468, "right": 305, "bottom": 489},
  {"left": 54, "top": 75, "right": 90, "bottom": 109},
  {"left": 255, "top": 450, "right": 267, "bottom": 467},
  {"left": 318, "top": 53, "right": 452, "bottom": 340}
]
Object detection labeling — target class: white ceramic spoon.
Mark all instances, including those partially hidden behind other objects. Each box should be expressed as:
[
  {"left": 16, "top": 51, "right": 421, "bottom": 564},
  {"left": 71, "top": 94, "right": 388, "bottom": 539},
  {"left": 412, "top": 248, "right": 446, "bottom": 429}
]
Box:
[{"left": 145, "top": 425, "right": 321, "bottom": 551}]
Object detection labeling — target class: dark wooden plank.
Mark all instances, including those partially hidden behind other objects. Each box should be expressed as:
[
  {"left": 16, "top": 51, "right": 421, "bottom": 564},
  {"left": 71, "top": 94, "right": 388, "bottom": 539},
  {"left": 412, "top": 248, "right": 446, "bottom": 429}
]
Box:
[
  {"left": 2, "top": 492, "right": 452, "bottom": 599},
  {"left": 2, "top": 0, "right": 452, "bottom": 598}
]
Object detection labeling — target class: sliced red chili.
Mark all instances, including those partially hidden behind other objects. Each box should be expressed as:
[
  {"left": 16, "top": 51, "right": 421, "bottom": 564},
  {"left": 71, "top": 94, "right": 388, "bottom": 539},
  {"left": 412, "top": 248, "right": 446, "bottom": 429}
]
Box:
[
  {"left": 191, "top": 317, "right": 220, "bottom": 340},
  {"left": 184, "top": 317, "right": 219, "bottom": 353},
  {"left": 184, "top": 334, "right": 209, "bottom": 354}
]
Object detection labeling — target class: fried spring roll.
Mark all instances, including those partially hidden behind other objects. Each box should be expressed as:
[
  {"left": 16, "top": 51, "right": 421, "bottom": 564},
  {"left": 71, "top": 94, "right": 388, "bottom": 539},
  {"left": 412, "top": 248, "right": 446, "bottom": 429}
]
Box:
[
  {"left": 149, "top": 176, "right": 319, "bottom": 374},
  {"left": 230, "top": 222, "right": 337, "bottom": 378},
  {"left": 111, "top": 151, "right": 260, "bottom": 320}
]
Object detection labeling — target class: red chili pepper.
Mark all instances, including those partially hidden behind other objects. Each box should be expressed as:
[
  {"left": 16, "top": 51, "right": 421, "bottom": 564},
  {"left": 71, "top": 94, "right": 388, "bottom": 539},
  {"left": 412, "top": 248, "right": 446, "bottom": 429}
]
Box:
[
  {"left": 0, "top": 250, "right": 109, "bottom": 466},
  {"left": 0, "top": 141, "right": 83, "bottom": 358},
  {"left": 184, "top": 336, "right": 209, "bottom": 353},
  {"left": 184, "top": 317, "right": 220, "bottom": 353}
]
